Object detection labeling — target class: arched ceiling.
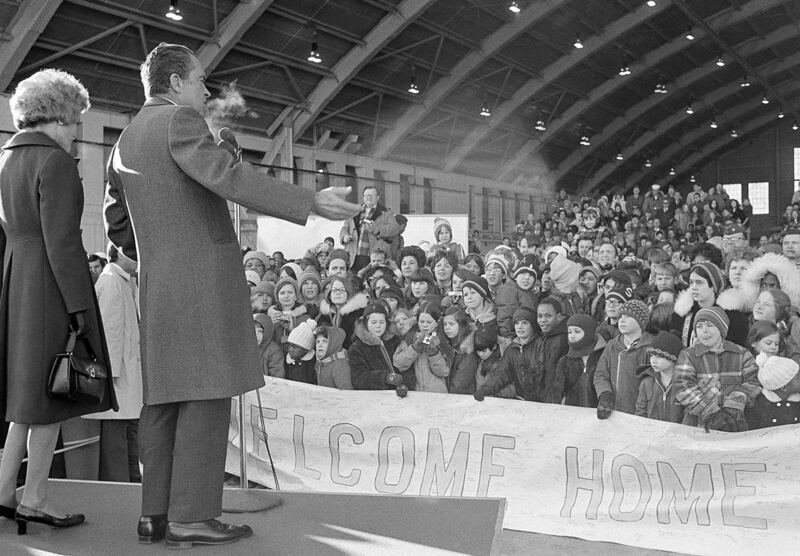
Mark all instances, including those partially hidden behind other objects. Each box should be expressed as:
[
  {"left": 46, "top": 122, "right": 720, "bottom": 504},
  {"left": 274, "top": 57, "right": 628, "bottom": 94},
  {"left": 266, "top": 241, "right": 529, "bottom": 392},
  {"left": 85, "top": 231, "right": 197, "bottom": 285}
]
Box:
[{"left": 2, "top": 0, "right": 799, "bottom": 195}]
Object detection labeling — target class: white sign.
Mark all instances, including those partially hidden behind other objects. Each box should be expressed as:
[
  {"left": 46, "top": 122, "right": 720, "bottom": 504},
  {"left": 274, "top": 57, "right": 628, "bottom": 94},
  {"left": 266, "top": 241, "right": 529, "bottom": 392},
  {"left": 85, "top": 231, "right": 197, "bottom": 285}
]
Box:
[
  {"left": 256, "top": 214, "right": 469, "bottom": 259},
  {"left": 227, "top": 378, "right": 798, "bottom": 555}
]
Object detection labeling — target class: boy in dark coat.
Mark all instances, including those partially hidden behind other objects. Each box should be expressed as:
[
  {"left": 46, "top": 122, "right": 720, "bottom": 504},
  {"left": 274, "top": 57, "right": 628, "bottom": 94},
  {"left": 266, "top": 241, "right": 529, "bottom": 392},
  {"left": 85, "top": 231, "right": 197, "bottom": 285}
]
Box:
[
  {"left": 549, "top": 314, "right": 605, "bottom": 407},
  {"left": 635, "top": 331, "right": 685, "bottom": 423},
  {"left": 533, "top": 297, "right": 569, "bottom": 401}
]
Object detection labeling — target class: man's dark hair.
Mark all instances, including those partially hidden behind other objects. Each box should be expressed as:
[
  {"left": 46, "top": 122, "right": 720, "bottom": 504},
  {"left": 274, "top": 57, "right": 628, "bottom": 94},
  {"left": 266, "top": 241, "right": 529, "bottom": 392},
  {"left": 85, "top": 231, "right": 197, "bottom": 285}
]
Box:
[
  {"left": 362, "top": 185, "right": 379, "bottom": 197},
  {"left": 689, "top": 242, "right": 723, "bottom": 267},
  {"left": 107, "top": 242, "right": 119, "bottom": 263},
  {"left": 538, "top": 296, "right": 563, "bottom": 315},
  {"left": 88, "top": 253, "right": 107, "bottom": 267},
  {"left": 140, "top": 43, "right": 196, "bottom": 97}
]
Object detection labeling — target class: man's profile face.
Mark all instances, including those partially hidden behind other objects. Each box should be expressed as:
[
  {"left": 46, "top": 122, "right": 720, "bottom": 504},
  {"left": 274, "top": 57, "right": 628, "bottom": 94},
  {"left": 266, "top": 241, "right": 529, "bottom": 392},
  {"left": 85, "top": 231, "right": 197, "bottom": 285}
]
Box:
[
  {"left": 174, "top": 56, "right": 210, "bottom": 113},
  {"left": 362, "top": 189, "right": 378, "bottom": 208},
  {"left": 89, "top": 260, "right": 104, "bottom": 276}
]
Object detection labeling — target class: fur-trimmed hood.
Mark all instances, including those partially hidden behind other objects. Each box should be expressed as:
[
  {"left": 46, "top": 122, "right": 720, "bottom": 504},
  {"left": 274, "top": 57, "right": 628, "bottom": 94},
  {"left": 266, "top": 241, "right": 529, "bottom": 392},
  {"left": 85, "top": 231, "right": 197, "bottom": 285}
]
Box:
[
  {"left": 353, "top": 317, "right": 397, "bottom": 346},
  {"left": 451, "top": 329, "right": 475, "bottom": 355},
  {"left": 716, "top": 286, "right": 757, "bottom": 313},
  {"left": 739, "top": 253, "right": 800, "bottom": 308},
  {"left": 320, "top": 292, "right": 370, "bottom": 318},
  {"left": 673, "top": 289, "right": 695, "bottom": 318}
]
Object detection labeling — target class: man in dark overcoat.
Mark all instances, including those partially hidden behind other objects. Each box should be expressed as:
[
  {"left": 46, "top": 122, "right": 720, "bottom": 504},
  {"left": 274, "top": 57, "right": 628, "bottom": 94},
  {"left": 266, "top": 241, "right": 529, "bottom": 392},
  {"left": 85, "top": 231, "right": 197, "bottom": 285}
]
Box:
[{"left": 104, "top": 43, "right": 358, "bottom": 548}]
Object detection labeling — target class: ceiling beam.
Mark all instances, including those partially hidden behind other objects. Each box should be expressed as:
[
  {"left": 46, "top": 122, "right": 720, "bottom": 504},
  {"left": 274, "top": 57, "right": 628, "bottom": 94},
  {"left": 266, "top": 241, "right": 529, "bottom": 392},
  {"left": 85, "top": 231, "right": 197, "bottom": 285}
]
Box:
[
  {"left": 664, "top": 99, "right": 800, "bottom": 189},
  {"left": 497, "top": 0, "right": 788, "bottom": 183},
  {"left": 0, "top": 0, "right": 62, "bottom": 91},
  {"left": 291, "top": 0, "right": 434, "bottom": 138},
  {"left": 437, "top": 1, "right": 671, "bottom": 173},
  {"left": 368, "top": 0, "right": 568, "bottom": 159},
  {"left": 619, "top": 81, "right": 800, "bottom": 194},
  {"left": 197, "top": 0, "right": 274, "bottom": 74}
]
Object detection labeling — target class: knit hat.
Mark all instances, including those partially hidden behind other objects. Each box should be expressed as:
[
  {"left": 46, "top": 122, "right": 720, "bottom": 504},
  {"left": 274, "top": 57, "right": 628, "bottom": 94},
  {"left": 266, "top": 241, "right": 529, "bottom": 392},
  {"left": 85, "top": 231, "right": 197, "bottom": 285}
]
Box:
[
  {"left": 756, "top": 354, "right": 799, "bottom": 391},
  {"left": 606, "top": 285, "right": 634, "bottom": 304},
  {"left": 485, "top": 252, "right": 510, "bottom": 276},
  {"left": 512, "top": 306, "right": 537, "bottom": 326},
  {"left": 548, "top": 254, "right": 580, "bottom": 294},
  {"left": 252, "top": 280, "right": 274, "bottom": 299},
  {"left": 513, "top": 254, "right": 539, "bottom": 280},
  {"left": 287, "top": 318, "right": 317, "bottom": 350},
  {"left": 379, "top": 285, "right": 404, "bottom": 305},
  {"left": 280, "top": 262, "right": 302, "bottom": 281},
  {"left": 695, "top": 306, "right": 729, "bottom": 337},
  {"left": 433, "top": 217, "right": 452, "bottom": 242},
  {"left": 461, "top": 274, "right": 492, "bottom": 301},
  {"left": 243, "top": 250, "right": 268, "bottom": 269},
  {"left": 363, "top": 300, "right": 390, "bottom": 320},
  {"left": 724, "top": 222, "right": 745, "bottom": 236},
  {"left": 299, "top": 267, "right": 322, "bottom": 289},
  {"left": 328, "top": 248, "right": 349, "bottom": 268},
  {"left": 690, "top": 262, "right": 725, "bottom": 295},
  {"left": 544, "top": 245, "right": 568, "bottom": 261},
  {"left": 647, "top": 331, "right": 684, "bottom": 362},
  {"left": 245, "top": 270, "right": 261, "bottom": 286},
  {"left": 619, "top": 300, "right": 649, "bottom": 331},
  {"left": 274, "top": 277, "right": 299, "bottom": 300},
  {"left": 579, "top": 265, "right": 600, "bottom": 280},
  {"left": 473, "top": 327, "right": 496, "bottom": 352},
  {"left": 603, "top": 269, "right": 632, "bottom": 287}
]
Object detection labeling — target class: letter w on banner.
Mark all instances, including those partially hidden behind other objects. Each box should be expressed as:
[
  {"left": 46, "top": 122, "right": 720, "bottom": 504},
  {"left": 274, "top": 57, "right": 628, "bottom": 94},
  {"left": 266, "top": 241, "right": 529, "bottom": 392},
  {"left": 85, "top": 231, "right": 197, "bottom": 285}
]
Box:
[{"left": 226, "top": 378, "right": 800, "bottom": 555}]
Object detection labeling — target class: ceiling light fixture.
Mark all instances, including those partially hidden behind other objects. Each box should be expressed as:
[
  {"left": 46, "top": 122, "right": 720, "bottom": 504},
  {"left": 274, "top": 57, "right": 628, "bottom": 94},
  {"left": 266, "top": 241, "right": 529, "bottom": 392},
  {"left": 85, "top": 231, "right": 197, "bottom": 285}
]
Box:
[
  {"left": 480, "top": 97, "right": 491, "bottom": 117},
  {"left": 710, "top": 119, "right": 718, "bottom": 129},
  {"left": 619, "top": 65, "right": 631, "bottom": 76},
  {"left": 165, "top": 0, "right": 182, "bottom": 21},
  {"left": 534, "top": 119, "right": 546, "bottom": 131},
  {"left": 646, "top": 0, "right": 657, "bottom": 7},
  {"left": 509, "top": 1, "right": 521, "bottom": 13},
  {"left": 574, "top": 35, "right": 583, "bottom": 49},
  {"left": 793, "top": 121, "right": 799, "bottom": 131},
  {"left": 408, "top": 66, "right": 419, "bottom": 94},
  {"left": 307, "top": 32, "right": 322, "bottom": 64},
  {"left": 654, "top": 82, "right": 667, "bottom": 94},
  {"left": 690, "top": 175, "right": 696, "bottom": 183},
  {"left": 669, "top": 167, "right": 676, "bottom": 176},
  {"left": 645, "top": 158, "right": 652, "bottom": 168},
  {"left": 580, "top": 135, "right": 591, "bottom": 146},
  {"left": 778, "top": 109, "right": 785, "bottom": 119},
  {"left": 685, "top": 104, "right": 694, "bottom": 115},
  {"left": 685, "top": 29, "right": 695, "bottom": 41},
  {"left": 761, "top": 95, "right": 770, "bottom": 105},
  {"left": 740, "top": 76, "right": 750, "bottom": 88},
  {"left": 715, "top": 55, "right": 725, "bottom": 67},
  {"left": 616, "top": 151, "right": 624, "bottom": 161},
  {"left": 730, "top": 128, "right": 738, "bottom": 138}
]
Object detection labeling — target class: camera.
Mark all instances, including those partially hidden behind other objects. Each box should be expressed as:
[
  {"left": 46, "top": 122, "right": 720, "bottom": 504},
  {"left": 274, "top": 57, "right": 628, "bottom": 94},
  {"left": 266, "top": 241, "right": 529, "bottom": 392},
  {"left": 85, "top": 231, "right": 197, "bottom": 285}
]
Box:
[
  {"left": 447, "top": 291, "right": 462, "bottom": 301},
  {"left": 422, "top": 331, "right": 437, "bottom": 345}
]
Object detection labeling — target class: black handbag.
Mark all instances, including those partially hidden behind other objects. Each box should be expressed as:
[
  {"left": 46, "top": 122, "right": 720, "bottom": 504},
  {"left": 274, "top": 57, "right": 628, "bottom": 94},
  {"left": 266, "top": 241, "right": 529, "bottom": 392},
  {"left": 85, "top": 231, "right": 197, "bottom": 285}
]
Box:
[{"left": 48, "top": 329, "right": 108, "bottom": 405}]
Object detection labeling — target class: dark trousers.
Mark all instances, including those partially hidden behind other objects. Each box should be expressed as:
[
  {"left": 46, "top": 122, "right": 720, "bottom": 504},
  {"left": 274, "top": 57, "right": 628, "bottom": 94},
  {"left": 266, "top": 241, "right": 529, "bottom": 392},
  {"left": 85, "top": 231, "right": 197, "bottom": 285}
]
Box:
[
  {"left": 352, "top": 254, "right": 370, "bottom": 274},
  {"left": 99, "top": 419, "right": 141, "bottom": 483},
  {"left": 139, "top": 398, "right": 229, "bottom": 522}
]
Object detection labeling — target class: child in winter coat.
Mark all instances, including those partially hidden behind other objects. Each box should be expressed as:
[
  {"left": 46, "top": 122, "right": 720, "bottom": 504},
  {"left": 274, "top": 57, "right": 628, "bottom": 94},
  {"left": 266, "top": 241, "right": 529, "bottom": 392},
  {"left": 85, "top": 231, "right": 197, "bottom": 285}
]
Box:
[
  {"left": 473, "top": 327, "right": 515, "bottom": 398},
  {"left": 253, "top": 314, "right": 285, "bottom": 378},
  {"left": 349, "top": 301, "right": 412, "bottom": 392},
  {"left": 595, "top": 300, "right": 654, "bottom": 419},
  {"left": 442, "top": 306, "right": 477, "bottom": 395},
  {"left": 674, "top": 307, "right": 760, "bottom": 431},
  {"left": 268, "top": 277, "right": 308, "bottom": 350},
  {"left": 284, "top": 318, "right": 317, "bottom": 384},
  {"left": 549, "top": 314, "right": 605, "bottom": 407},
  {"left": 473, "top": 306, "right": 543, "bottom": 402},
  {"left": 746, "top": 354, "right": 800, "bottom": 429},
  {"left": 394, "top": 300, "right": 450, "bottom": 393},
  {"left": 635, "top": 331, "right": 685, "bottom": 423},
  {"left": 533, "top": 297, "right": 569, "bottom": 400},
  {"left": 314, "top": 325, "right": 352, "bottom": 389}
]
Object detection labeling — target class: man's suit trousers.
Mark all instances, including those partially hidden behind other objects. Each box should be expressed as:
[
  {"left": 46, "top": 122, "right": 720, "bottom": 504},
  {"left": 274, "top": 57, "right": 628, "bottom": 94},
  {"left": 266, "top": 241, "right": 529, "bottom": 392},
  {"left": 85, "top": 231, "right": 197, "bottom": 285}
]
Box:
[{"left": 139, "top": 398, "right": 229, "bottom": 522}]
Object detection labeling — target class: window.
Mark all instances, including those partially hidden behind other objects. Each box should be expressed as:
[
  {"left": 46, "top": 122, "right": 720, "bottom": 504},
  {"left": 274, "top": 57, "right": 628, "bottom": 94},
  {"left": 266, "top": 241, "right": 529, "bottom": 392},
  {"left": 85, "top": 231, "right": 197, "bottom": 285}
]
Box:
[
  {"left": 748, "top": 182, "right": 770, "bottom": 215},
  {"left": 722, "top": 183, "right": 742, "bottom": 204},
  {"left": 794, "top": 147, "right": 800, "bottom": 191}
]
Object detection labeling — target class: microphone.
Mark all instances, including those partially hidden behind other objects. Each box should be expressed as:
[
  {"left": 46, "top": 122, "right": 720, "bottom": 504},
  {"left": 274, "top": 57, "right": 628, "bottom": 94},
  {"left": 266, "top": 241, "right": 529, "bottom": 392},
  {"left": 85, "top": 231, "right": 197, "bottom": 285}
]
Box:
[{"left": 218, "top": 127, "right": 241, "bottom": 161}]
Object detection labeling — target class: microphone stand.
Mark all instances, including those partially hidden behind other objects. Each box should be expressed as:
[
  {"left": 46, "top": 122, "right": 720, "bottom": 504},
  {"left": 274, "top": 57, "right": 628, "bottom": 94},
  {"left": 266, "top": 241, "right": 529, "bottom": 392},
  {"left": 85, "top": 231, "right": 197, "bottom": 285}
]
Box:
[{"left": 222, "top": 137, "right": 283, "bottom": 514}]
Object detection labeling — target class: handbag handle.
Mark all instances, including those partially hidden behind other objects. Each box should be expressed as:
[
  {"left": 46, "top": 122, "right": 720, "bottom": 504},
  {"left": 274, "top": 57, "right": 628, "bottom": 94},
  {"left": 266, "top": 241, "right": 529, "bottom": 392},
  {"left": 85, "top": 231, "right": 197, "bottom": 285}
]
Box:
[{"left": 66, "top": 328, "right": 97, "bottom": 360}]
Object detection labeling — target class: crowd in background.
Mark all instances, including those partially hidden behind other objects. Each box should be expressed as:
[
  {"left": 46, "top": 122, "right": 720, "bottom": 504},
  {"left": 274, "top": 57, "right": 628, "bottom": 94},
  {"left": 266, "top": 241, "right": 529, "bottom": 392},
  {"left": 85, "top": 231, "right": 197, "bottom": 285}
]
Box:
[{"left": 172, "top": 182, "right": 800, "bottom": 435}]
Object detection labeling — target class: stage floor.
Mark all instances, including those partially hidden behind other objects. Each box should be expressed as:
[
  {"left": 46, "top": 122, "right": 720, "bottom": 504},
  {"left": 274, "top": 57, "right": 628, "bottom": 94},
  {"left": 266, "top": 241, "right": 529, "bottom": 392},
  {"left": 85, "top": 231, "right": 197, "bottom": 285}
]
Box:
[{"left": 0, "top": 480, "right": 680, "bottom": 555}]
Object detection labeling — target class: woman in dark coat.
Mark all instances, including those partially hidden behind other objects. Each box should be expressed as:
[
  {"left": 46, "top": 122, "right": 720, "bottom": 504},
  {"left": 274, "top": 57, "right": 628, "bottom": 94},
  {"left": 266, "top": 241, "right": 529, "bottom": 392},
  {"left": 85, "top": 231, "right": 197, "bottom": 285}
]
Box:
[
  {"left": 348, "top": 302, "right": 413, "bottom": 391},
  {"left": 0, "top": 69, "right": 116, "bottom": 531}
]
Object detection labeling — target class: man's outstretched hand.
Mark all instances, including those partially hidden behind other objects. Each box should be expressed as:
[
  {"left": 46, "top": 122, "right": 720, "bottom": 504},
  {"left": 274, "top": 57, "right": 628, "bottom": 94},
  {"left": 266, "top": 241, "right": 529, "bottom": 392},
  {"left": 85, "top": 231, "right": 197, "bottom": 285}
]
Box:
[{"left": 313, "top": 187, "right": 361, "bottom": 220}]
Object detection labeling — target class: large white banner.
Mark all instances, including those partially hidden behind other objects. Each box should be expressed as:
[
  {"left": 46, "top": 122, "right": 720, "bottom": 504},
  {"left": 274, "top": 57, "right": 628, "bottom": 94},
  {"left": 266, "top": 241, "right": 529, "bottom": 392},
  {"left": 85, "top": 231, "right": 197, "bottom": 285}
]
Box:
[{"left": 227, "top": 378, "right": 800, "bottom": 555}]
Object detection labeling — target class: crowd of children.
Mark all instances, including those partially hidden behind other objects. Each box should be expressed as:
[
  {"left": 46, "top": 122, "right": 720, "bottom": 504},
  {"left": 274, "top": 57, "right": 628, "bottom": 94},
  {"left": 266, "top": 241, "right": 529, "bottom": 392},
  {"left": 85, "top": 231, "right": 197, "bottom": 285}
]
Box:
[{"left": 241, "top": 188, "right": 800, "bottom": 433}]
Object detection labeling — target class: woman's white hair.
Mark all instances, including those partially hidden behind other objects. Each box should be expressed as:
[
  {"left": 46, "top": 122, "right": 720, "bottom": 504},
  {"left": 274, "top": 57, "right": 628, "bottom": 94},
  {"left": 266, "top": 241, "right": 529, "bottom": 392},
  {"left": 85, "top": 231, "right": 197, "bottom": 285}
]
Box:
[{"left": 9, "top": 69, "right": 90, "bottom": 130}]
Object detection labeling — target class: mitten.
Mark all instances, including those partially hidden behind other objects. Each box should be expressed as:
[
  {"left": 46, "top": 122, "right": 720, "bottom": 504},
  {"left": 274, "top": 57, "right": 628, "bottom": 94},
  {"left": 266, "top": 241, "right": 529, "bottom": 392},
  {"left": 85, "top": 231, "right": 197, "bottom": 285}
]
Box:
[
  {"left": 596, "top": 391, "right": 615, "bottom": 420},
  {"left": 385, "top": 372, "right": 403, "bottom": 387},
  {"left": 704, "top": 409, "right": 737, "bottom": 432},
  {"left": 412, "top": 332, "right": 426, "bottom": 353},
  {"left": 474, "top": 388, "right": 486, "bottom": 402},
  {"left": 720, "top": 407, "right": 748, "bottom": 432},
  {"left": 396, "top": 384, "right": 408, "bottom": 398}
]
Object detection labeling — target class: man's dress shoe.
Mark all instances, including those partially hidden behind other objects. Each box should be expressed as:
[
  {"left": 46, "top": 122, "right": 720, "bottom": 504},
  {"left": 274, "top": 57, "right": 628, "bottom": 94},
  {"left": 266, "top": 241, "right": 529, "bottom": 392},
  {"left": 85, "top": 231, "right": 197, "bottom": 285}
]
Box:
[
  {"left": 165, "top": 519, "right": 253, "bottom": 549},
  {"left": 138, "top": 514, "right": 168, "bottom": 544}
]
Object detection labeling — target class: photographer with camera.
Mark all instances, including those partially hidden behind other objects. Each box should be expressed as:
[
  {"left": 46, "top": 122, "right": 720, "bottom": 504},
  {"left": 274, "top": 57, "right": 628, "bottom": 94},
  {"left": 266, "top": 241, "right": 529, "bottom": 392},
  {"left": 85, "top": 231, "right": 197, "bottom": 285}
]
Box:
[
  {"left": 341, "top": 186, "right": 406, "bottom": 273},
  {"left": 393, "top": 300, "right": 450, "bottom": 393}
]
